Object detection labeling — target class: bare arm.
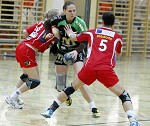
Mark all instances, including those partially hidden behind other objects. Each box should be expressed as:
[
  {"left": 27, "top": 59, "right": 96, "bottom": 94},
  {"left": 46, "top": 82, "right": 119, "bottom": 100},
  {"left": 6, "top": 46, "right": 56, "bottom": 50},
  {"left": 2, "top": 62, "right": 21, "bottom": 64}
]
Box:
[{"left": 52, "top": 27, "right": 60, "bottom": 39}]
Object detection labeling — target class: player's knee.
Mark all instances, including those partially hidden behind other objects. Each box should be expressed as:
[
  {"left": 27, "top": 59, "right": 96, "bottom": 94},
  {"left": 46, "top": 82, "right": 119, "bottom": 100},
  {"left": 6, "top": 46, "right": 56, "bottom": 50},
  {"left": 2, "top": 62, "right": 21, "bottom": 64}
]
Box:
[
  {"left": 63, "top": 85, "right": 75, "bottom": 97},
  {"left": 119, "top": 90, "right": 131, "bottom": 104},
  {"left": 20, "top": 73, "right": 28, "bottom": 82},
  {"left": 26, "top": 78, "right": 41, "bottom": 89}
]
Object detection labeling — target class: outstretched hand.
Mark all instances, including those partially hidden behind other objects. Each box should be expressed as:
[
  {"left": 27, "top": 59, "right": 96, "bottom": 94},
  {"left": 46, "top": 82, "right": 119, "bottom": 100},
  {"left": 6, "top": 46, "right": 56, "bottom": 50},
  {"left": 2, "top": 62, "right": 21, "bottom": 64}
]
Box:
[{"left": 64, "top": 24, "right": 74, "bottom": 37}]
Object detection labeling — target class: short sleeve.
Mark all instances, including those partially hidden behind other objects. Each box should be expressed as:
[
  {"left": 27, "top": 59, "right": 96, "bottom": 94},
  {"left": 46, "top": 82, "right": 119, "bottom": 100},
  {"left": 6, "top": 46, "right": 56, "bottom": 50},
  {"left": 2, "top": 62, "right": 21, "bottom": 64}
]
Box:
[{"left": 115, "top": 37, "right": 123, "bottom": 54}]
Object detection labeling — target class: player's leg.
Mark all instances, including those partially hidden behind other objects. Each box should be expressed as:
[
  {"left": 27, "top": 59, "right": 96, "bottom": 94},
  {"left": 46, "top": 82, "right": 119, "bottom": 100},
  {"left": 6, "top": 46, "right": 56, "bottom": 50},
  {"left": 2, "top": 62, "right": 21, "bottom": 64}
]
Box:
[
  {"left": 6, "top": 66, "right": 40, "bottom": 109},
  {"left": 41, "top": 66, "right": 97, "bottom": 118},
  {"left": 55, "top": 53, "right": 68, "bottom": 92},
  {"left": 6, "top": 43, "right": 27, "bottom": 108},
  {"left": 41, "top": 75, "right": 83, "bottom": 118},
  {"left": 109, "top": 83, "right": 140, "bottom": 126},
  {"left": 18, "top": 66, "right": 40, "bottom": 93},
  {"left": 13, "top": 72, "right": 29, "bottom": 105},
  {"left": 97, "top": 70, "right": 140, "bottom": 126},
  {"left": 14, "top": 43, "right": 27, "bottom": 90},
  {"left": 55, "top": 64, "right": 73, "bottom": 106},
  {"left": 55, "top": 53, "right": 73, "bottom": 106},
  {"left": 73, "top": 61, "right": 100, "bottom": 118},
  {"left": 55, "top": 65, "right": 68, "bottom": 92},
  {"left": 14, "top": 72, "right": 28, "bottom": 90},
  {"left": 6, "top": 45, "right": 40, "bottom": 109},
  {"left": 10, "top": 43, "right": 27, "bottom": 101}
]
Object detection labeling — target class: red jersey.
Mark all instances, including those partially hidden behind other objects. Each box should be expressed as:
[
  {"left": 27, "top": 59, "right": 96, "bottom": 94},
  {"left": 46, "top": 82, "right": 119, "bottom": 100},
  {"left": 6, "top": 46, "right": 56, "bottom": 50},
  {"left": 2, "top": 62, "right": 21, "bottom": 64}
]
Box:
[
  {"left": 76, "top": 27, "right": 122, "bottom": 70},
  {"left": 23, "top": 21, "right": 56, "bottom": 52}
]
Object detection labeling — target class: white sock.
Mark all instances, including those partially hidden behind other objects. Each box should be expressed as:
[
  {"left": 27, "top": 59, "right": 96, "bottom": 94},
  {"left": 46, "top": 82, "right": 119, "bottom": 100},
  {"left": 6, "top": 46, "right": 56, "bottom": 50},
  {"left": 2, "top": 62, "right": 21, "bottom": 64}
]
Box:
[
  {"left": 13, "top": 87, "right": 18, "bottom": 92},
  {"left": 126, "top": 110, "right": 137, "bottom": 122},
  {"left": 55, "top": 98, "right": 62, "bottom": 106},
  {"left": 10, "top": 89, "right": 22, "bottom": 99},
  {"left": 89, "top": 101, "right": 96, "bottom": 110}
]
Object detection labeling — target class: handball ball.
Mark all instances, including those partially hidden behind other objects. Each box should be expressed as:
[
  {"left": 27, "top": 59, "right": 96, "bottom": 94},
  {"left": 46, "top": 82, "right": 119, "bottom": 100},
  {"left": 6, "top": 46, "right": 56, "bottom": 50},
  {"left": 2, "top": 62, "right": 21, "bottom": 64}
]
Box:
[{"left": 63, "top": 53, "right": 76, "bottom": 65}]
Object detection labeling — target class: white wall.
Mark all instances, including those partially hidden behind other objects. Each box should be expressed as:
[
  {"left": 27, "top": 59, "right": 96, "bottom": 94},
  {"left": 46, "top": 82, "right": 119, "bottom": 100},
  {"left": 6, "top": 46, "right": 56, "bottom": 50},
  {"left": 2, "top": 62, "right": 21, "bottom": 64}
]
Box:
[{"left": 45, "top": 0, "right": 64, "bottom": 12}]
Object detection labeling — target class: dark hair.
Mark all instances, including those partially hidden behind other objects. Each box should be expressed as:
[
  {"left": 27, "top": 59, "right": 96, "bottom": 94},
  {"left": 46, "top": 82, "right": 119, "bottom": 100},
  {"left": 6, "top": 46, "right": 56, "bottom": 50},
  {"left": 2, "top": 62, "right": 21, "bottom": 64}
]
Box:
[
  {"left": 102, "top": 12, "right": 115, "bottom": 26},
  {"left": 63, "top": 1, "right": 75, "bottom": 10}
]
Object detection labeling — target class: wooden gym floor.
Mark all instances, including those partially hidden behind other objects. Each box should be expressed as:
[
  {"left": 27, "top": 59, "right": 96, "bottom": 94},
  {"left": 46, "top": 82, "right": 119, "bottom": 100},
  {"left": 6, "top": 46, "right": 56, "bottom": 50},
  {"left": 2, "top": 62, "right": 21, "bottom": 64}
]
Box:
[{"left": 0, "top": 53, "right": 150, "bottom": 126}]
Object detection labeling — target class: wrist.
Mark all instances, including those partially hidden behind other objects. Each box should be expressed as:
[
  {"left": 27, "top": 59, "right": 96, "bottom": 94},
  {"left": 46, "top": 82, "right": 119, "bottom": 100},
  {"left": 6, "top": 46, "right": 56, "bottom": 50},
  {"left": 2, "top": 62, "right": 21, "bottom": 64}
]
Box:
[{"left": 68, "top": 33, "right": 73, "bottom": 37}]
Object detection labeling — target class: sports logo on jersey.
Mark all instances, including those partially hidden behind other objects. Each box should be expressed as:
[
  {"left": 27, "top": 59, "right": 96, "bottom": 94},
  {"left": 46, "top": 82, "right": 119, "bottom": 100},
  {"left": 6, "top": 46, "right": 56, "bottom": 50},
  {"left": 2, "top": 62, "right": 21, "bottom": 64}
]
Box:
[
  {"left": 96, "top": 29, "right": 115, "bottom": 37},
  {"left": 24, "top": 61, "right": 30, "bottom": 66},
  {"left": 29, "top": 32, "right": 38, "bottom": 38}
]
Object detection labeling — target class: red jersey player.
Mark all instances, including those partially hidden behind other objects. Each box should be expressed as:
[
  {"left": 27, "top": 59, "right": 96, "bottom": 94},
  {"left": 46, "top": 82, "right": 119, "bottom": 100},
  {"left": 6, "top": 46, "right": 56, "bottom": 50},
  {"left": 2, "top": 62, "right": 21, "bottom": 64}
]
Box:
[
  {"left": 41, "top": 12, "right": 140, "bottom": 126},
  {"left": 5, "top": 8, "right": 61, "bottom": 109}
]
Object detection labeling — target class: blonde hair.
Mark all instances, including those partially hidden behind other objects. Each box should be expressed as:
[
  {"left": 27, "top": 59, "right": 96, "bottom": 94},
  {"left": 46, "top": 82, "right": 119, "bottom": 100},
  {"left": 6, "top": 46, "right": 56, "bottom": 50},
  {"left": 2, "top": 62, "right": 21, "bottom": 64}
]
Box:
[{"left": 43, "top": 8, "right": 61, "bottom": 19}]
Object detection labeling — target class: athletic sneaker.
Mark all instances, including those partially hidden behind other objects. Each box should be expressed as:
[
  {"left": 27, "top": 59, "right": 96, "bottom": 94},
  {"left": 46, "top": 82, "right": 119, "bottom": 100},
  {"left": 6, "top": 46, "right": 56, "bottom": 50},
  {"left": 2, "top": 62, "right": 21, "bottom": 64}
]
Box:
[
  {"left": 17, "top": 98, "right": 24, "bottom": 105},
  {"left": 5, "top": 96, "right": 23, "bottom": 109},
  {"left": 130, "top": 121, "right": 140, "bottom": 126},
  {"left": 65, "top": 96, "right": 72, "bottom": 106},
  {"left": 41, "top": 108, "right": 54, "bottom": 118},
  {"left": 92, "top": 108, "right": 100, "bottom": 118}
]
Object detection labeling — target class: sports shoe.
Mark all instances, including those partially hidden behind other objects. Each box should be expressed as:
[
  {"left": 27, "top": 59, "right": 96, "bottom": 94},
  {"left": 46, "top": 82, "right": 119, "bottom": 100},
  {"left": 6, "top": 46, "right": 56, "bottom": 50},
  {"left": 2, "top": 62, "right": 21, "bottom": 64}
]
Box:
[
  {"left": 65, "top": 96, "right": 72, "bottom": 106},
  {"left": 41, "top": 108, "right": 54, "bottom": 118},
  {"left": 5, "top": 96, "right": 23, "bottom": 109},
  {"left": 92, "top": 108, "right": 100, "bottom": 118},
  {"left": 130, "top": 121, "right": 140, "bottom": 126},
  {"left": 17, "top": 98, "right": 24, "bottom": 105}
]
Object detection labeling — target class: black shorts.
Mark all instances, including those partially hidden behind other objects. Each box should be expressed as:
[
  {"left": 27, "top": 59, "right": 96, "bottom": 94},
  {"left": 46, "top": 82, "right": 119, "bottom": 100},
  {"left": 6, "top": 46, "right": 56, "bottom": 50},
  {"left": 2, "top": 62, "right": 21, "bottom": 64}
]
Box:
[{"left": 55, "top": 50, "right": 85, "bottom": 65}]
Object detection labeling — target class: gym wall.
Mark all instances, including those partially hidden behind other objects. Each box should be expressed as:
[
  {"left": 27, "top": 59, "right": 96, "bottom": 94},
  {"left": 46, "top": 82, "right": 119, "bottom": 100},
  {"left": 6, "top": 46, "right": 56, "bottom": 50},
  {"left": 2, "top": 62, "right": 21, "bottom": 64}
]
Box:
[
  {"left": 0, "top": 0, "right": 45, "bottom": 51},
  {"left": 0, "top": 0, "right": 150, "bottom": 56}
]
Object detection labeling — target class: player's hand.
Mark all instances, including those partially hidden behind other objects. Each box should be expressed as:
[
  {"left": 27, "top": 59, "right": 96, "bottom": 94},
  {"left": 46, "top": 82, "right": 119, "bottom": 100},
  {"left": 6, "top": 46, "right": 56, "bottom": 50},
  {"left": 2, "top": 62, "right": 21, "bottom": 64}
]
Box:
[
  {"left": 64, "top": 24, "right": 74, "bottom": 37},
  {"left": 66, "top": 50, "right": 78, "bottom": 61},
  {"left": 45, "top": 33, "right": 54, "bottom": 39}
]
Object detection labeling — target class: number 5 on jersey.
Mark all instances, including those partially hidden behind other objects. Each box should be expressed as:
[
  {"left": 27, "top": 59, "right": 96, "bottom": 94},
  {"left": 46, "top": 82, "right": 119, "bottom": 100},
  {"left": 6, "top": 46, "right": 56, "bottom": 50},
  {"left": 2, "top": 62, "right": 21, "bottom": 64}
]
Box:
[{"left": 99, "top": 39, "right": 108, "bottom": 51}]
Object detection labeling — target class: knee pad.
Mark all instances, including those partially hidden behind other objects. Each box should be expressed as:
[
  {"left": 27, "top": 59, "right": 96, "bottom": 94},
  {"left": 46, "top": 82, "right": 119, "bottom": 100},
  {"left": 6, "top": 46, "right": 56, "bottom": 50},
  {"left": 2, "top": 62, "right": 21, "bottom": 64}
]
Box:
[
  {"left": 26, "top": 78, "right": 40, "bottom": 89},
  {"left": 20, "top": 74, "right": 28, "bottom": 82},
  {"left": 119, "top": 90, "right": 131, "bottom": 104},
  {"left": 55, "top": 73, "right": 67, "bottom": 92},
  {"left": 63, "top": 86, "right": 75, "bottom": 97}
]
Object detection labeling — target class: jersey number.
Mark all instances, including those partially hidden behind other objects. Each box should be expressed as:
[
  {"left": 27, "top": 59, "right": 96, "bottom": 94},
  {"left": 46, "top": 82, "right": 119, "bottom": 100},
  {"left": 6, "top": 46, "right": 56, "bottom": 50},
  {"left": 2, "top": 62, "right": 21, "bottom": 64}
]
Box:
[{"left": 99, "top": 39, "right": 108, "bottom": 51}]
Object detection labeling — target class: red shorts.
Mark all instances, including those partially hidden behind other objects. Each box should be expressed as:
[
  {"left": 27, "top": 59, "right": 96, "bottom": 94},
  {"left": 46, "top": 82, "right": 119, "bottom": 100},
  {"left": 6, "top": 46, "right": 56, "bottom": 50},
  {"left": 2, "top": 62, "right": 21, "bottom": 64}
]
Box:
[
  {"left": 16, "top": 42, "right": 37, "bottom": 68},
  {"left": 78, "top": 66, "right": 119, "bottom": 88}
]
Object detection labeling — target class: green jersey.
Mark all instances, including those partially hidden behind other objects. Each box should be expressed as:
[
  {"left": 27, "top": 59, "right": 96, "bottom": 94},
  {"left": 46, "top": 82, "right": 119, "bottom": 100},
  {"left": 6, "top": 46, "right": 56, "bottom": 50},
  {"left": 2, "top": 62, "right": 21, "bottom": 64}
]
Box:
[{"left": 49, "top": 15, "right": 87, "bottom": 53}]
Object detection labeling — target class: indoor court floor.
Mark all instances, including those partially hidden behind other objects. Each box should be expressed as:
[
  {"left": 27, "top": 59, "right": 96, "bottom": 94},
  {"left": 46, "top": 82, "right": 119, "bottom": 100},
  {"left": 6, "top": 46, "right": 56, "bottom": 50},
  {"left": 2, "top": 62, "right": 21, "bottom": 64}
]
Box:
[{"left": 0, "top": 53, "right": 150, "bottom": 126}]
